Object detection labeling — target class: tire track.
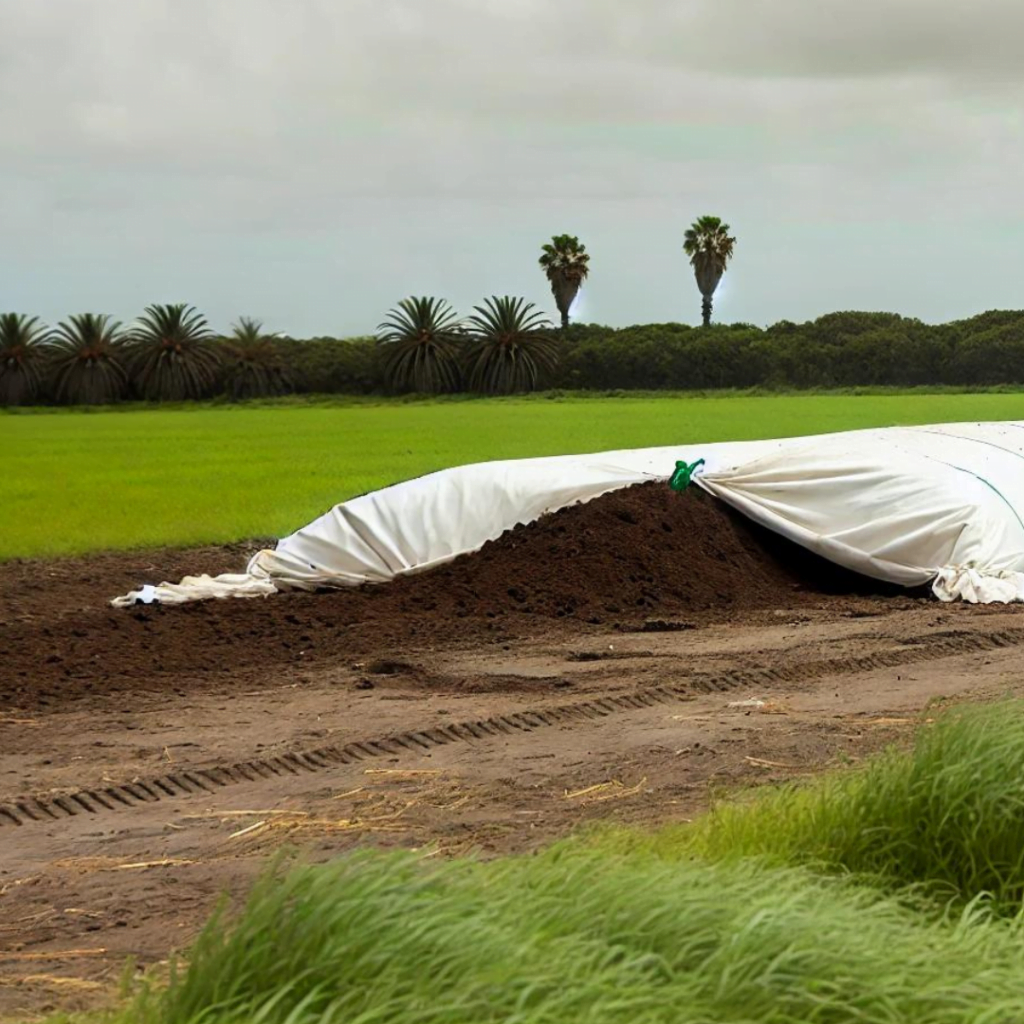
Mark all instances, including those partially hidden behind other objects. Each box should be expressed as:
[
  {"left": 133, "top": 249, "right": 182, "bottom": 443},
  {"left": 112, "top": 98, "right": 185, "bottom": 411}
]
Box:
[{"left": 4, "top": 626, "right": 1023, "bottom": 829}]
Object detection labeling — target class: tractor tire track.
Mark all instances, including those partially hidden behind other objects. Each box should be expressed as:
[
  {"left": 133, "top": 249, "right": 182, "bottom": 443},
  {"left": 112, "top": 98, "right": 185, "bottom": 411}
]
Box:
[{"left": 3, "top": 625, "right": 1023, "bottom": 829}]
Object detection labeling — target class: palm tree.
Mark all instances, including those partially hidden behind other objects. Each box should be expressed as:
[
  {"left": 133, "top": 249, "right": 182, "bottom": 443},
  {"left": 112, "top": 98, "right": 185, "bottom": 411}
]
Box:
[
  {"left": 51, "top": 313, "right": 129, "bottom": 405},
  {"left": 538, "top": 234, "right": 590, "bottom": 329},
  {"left": 0, "top": 314, "right": 52, "bottom": 405},
  {"left": 683, "top": 216, "right": 736, "bottom": 327},
  {"left": 127, "top": 303, "right": 221, "bottom": 401},
  {"left": 463, "top": 296, "right": 557, "bottom": 394},
  {"left": 376, "top": 297, "right": 464, "bottom": 394},
  {"left": 220, "top": 317, "right": 292, "bottom": 400}
]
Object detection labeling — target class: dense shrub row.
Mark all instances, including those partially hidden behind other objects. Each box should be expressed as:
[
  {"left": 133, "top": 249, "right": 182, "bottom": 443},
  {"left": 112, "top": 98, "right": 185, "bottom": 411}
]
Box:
[
  {"left": 554, "top": 312, "right": 1024, "bottom": 390},
  {"left": 5, "top": 308, "right": 1024, "bottom": 405},
  {"left": 283, "top": 310, "right": 1024, "bottom": 395}
]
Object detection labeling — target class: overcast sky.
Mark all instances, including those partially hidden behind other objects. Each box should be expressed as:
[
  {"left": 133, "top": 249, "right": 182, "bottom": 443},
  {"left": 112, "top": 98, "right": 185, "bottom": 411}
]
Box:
[{"left": 1, "top": 0, "right": 1022, "bottom": 335}]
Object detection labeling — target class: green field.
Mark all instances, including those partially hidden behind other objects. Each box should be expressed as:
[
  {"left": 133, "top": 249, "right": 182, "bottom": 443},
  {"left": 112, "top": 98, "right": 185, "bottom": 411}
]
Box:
[{"left": 3, "top": 391, "right": 1023, "bottom": 560}]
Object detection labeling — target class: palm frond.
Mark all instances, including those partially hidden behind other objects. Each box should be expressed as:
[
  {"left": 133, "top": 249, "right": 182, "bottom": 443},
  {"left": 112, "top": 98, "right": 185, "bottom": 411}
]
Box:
[
  {"left": 0, "top": 314, "right": 52, "bottom": 406},
  {"left": 220, "top": 318, "right": 292, "bottom": 400},
  {"left": 683, "top": 215, "right": 736, "bottom": 268},
  {"left": 50, "top": 313, "right": 129, "bottom": 405},
  {"left": 538, "top": 234, "right": 591, "bottom": 282},
  {"left": 230, "top": 316, "right": 266, "bottom": 347},
  {"left": 376, "top": 297, "right": 464, "bottom": 394},
  {"left": 126, "top": 303, "right": 221, "bottom": 401},
  {"left": 463, "top": 296, "right": 558, "bottom": 395}
]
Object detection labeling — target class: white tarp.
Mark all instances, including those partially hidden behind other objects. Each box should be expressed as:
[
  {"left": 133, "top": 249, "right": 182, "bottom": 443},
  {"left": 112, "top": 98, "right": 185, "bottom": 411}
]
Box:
[{"left": 111, "top": 421, "right": 1024, "bottom": 608}]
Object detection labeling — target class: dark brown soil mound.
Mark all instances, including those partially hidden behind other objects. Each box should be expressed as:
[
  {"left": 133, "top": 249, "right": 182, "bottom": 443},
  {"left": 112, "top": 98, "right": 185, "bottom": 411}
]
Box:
[
  {"left": 379, "top": 482, "right": 850, "bottom": 623},
  {"left": 2, "top": 483, "right": 907, "bottom": 709}
]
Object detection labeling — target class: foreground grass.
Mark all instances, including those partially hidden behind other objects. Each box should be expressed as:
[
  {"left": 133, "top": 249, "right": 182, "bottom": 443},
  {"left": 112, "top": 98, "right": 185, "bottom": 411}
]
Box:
[
  {"left": 48, "top": 699, "right": 1024, "bottom": 1024},
  {"left": 3, "top": 391, "right": 1023, "bottom": 560},
  {"left": 140, "top": 849, "right": 1024, "bottom": 1024},
  {"left": 609, "top": 699, "right": 1024, "bottom": 912}
]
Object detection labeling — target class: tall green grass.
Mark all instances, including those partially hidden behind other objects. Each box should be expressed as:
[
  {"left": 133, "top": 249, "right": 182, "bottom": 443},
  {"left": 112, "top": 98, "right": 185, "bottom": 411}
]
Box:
[
  {"left": 3, "top": 391, "right": 1024, "bottom": 559},
  {"left": 135, "top": 850, "right": 1024, "bottom": 1024},
  {"left": 614, "top": 699, "right": 1024, "bottom": 913},
  {"left": 101, "top": 699, "right": 1024, "bottom": 1024}
]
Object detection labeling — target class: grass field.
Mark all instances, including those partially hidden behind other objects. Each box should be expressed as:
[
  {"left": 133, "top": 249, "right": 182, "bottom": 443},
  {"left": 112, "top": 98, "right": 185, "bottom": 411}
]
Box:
[
  {"left": 83, "top": 701, "right": 1024, "bottom": 1024},
  {"left": 3, "top": 391, "right": 1023, "bottom": 560}
]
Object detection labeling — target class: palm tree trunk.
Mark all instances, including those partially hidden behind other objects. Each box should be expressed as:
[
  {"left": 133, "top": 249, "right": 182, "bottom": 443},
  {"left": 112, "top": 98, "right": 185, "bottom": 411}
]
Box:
[
  {"left": 701, "top": 295, "right": 713, "bottom": 328},
  {"left": 551, "top": 274, "right": 578, "bottom": 332}
]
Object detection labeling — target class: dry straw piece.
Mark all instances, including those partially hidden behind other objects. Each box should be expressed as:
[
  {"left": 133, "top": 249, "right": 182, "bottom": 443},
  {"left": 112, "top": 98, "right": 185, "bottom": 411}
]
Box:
[
  {"left": 114, "top": 858, "right": 194, "bottom": 871},
  {"left": 743, "top": 756, "right": 803, "bottom": 770},
  {"left": 565, "top": 778, "right": 647, "bottom": 803}
]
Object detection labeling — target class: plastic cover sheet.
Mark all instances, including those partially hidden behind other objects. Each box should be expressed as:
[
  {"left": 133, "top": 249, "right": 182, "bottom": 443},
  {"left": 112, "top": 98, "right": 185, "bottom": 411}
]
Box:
[{"left": 111, "top": 422, "right": 1024, "bottom": 607}]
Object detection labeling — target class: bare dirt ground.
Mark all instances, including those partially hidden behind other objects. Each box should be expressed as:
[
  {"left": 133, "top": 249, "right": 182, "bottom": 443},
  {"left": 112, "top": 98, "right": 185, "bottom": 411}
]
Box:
[{"left": 3, "top": 487, "right": 1024, "bottom": 1018}]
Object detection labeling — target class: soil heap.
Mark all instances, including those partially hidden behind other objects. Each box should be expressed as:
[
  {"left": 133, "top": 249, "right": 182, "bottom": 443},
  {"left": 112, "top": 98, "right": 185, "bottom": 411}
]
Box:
[
  {"left": 2, "top": 483, "right": 902, "bottom": 708},
  {"left": 382, "top": 482, "right": 837, "bottom": 624}
]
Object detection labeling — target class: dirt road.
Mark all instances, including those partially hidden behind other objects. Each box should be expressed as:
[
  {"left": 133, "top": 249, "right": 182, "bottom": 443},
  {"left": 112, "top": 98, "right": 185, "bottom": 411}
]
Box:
[{"left": 3, "top": 487, "right": 1024, "bottom": 1018}]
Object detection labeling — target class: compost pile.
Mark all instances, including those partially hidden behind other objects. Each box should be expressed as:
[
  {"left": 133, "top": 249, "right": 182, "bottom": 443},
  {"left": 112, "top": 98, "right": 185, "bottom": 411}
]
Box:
[
  {"left": 3, "top": 483, "right": 902, "bottom": 705},
  {"left": 379, "top": 481, "right": 847, "bottom": 623}
]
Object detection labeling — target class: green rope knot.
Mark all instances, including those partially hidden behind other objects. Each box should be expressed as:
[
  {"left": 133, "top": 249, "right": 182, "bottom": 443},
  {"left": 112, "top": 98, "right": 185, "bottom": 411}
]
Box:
[{"left": 669, "top": 458, "right": 706, "bottom": 492}]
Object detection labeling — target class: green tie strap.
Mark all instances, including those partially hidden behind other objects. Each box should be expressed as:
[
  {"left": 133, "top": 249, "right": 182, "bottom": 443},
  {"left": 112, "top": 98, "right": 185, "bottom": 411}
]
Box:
[{"left": 669, "top": 458, "right": 706, "bottom": 492}]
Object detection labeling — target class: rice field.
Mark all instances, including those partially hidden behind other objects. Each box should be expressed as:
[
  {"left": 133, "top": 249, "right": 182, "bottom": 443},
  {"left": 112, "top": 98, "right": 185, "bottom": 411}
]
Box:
[{"left": 4, "top": 390, "right": 1023, "bottom": 559}]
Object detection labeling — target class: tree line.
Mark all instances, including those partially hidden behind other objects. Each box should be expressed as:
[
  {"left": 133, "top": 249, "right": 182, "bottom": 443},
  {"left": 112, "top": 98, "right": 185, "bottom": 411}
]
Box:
[
  {"left": 282, "top": 310, "right": 1024, "bottom": 396},
  {"left": 4, "top": 224, "right": 1024, "bottom": 404},
  {"left": 0, "top": 220, "right": 742, "bottom": 404},
  {"left": 7, "top": 307, "right": 1024, "bottom": 407}
]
